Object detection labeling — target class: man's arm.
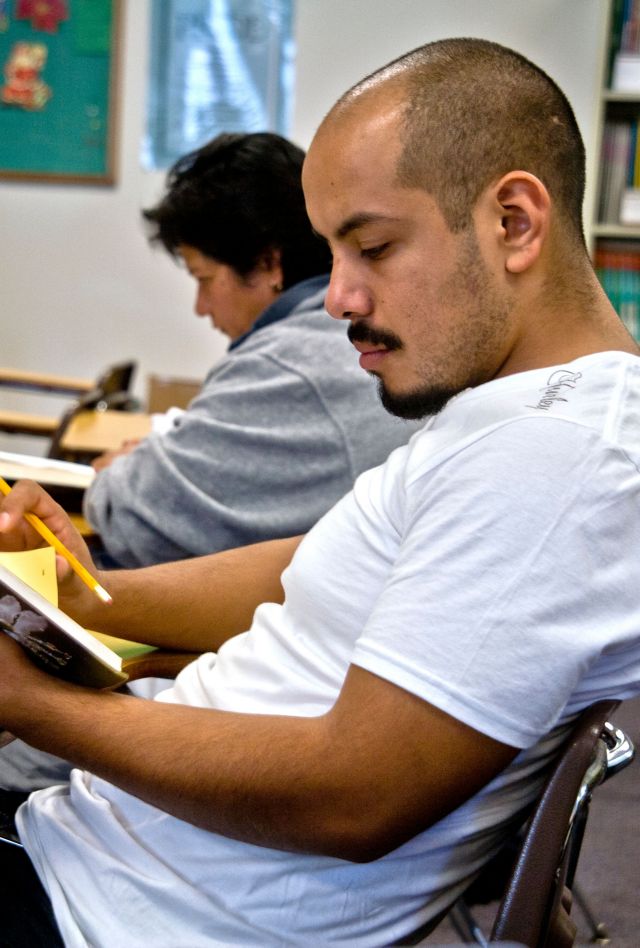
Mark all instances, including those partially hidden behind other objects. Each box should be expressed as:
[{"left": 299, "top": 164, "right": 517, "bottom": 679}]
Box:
[
  {"left": 79, "top": 536, "right": 301, "bottom": 651},
  {"left": 0, "top": 636, "right": 517, "bottom": 861},
  {"left": 0, "top": 479, "right": 301, "bottom": 651}
]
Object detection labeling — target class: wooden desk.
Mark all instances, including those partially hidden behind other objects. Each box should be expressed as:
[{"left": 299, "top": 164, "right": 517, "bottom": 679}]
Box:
[
  {"left": 0, "top": 409, "right": 58, "bottom": 436},
  {"left": 60, "top": 410, "right": 152, "bottom": 455},
  {"left": 0, "top": 367, "right": 94, "bottom": 395}
]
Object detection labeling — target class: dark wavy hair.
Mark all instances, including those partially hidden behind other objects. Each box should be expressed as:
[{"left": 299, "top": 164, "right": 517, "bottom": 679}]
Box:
[{"left": 143, "top": 132, "right": 331, "bottom": 288}]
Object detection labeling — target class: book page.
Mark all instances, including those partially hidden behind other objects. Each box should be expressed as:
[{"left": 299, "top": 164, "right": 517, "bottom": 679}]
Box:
[
  {"left": 0, "top": 548, "right": 153, "bottom": 661},
  {"left": 0, "top": 451, "right": 95, "bottom": 490},
  {"left": 0, "top": 547, "right": 58, "bottom": 605}
]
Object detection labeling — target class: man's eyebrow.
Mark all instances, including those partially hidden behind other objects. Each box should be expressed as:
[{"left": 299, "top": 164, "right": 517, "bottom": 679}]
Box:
[
  {"left": 311, "top": 213, "right": 401, "bottom": 243},
  {"left": 336, "top": 212, "right": 399, "bottom": 239}
]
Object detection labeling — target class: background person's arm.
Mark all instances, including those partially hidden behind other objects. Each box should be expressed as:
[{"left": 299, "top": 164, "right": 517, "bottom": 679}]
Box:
[
  {"left": 83, "top": 350, "right": 357, "bottom": 568},
  {"left": 91, "top": 438, "right": 142, "bottom": 472}
]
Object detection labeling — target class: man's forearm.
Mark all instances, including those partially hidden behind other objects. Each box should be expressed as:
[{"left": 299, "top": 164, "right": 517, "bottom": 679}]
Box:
[
  {"left": 10, "top": 678, "right": 344, "bottom": 856},
  {"left": 6, "top": 671, "right": 403, "bottom": 863},
  {"left": 3, "top": 652, "right": 516, "bottom": 863},
  {"left": 76, "top": 535, "right": 303, "bottom": 652}
]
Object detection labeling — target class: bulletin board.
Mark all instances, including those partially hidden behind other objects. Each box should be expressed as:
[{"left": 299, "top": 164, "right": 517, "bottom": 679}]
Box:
[{"left": 0, "top": 0, "right": 121, "bottom": 184}]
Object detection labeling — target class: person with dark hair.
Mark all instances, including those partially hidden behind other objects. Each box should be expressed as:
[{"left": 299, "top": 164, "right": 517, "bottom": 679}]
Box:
[
  {"left": 0, "top": 39, "right": 639, "bottom": 947},
  {"left": 143, "top": 131, "right": 330, "bottom": 290},
  {"left": 83, "top": 131, "right": 417, "bottom": 567}
]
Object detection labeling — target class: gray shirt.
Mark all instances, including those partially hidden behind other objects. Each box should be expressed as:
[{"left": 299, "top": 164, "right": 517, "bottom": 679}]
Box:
[{"left": 83, "top": 279, "right": 419, "bottom": 566}]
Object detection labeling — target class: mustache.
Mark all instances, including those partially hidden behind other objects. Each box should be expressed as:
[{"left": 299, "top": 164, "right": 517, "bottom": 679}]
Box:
[{"left": 347, "top": 321, "right": 403, "bottom": 351}]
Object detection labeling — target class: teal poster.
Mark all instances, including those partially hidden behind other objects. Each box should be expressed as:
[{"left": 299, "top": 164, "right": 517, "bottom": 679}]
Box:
[{"left": 0, "top": 0, "right": 118, "bottom": 182}]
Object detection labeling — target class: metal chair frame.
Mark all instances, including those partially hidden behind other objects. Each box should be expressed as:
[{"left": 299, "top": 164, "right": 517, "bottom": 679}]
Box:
[{"left": 441, "top": 700, "right": 635, "bottom": 948}]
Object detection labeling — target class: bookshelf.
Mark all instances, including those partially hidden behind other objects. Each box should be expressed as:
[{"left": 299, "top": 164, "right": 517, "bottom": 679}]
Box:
[{"left": 592, "top": 0, "right": 640, "bottom": 341}]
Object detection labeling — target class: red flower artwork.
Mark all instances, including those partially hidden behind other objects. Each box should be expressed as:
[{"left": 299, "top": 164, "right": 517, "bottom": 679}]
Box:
[{"left": 15, "top": 0, "right": 69, "bottom": 33}]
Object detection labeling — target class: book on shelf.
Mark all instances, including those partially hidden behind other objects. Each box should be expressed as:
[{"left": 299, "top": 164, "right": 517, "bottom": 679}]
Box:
[
  {"left": 0, "top": 548, "right": 129, "bottom": 689},
  {"left": 598, "top": 120, "right": 636, "bottom": 224},
  {"left": 610, "top": 0, "right": 640, "bottom": 91},
  {"left": 594, "top": 240, "right": 640, "bottom": 341}
]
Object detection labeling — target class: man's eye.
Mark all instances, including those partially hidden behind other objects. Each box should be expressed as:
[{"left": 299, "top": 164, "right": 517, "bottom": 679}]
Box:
[{"left": 361, "top": 243, "right": 389, "bottom": 259}]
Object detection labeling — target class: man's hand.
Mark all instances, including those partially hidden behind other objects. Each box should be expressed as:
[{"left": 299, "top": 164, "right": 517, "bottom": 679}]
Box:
[
  {"left": 1, "top": 478, "right": 302, "bottom": 653},
  {"left": 0, "top": 629, "right": 56, "bottom": 741},
  {"left": 0, "top": 479, "right": 101, "bottom": 619},
  {"left": 0, "top": 479, "right": 80, "bottom": 555},
  {"left": 0, "top": 629, "right": 48, "bottom": 693}
]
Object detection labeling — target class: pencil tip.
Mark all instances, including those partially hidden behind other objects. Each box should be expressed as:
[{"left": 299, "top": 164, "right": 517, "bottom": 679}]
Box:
[{"left": 96, "top": 586, "right": 113, "bottom": 605}]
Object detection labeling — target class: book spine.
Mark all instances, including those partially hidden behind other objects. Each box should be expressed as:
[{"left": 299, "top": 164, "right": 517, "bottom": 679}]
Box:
[{"left": 595, "top": 240, "right": 640, "bottom": 341}]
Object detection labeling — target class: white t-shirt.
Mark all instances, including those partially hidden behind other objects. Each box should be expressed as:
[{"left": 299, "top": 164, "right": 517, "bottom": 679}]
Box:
[{"left": 19, "top": 352, "right": 640, "bottom": 947}]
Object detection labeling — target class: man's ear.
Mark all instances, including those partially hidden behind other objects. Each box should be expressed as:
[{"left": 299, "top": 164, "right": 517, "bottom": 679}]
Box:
[{"left": 492, "top": 172, "right": 551, "bottom": 274}]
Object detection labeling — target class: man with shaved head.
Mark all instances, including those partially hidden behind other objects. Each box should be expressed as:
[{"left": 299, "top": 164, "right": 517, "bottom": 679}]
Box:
[
  {"left": 303, "top": 39, "right": 612, "bottom": 418},
  {"left": 0, "top": 39, "right": 639, "bottom": 947}
]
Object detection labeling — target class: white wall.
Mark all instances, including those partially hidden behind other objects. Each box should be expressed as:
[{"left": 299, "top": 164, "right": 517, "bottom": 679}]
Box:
[{"left": 0, "top": 0, "right": 608, "bottom": 435}]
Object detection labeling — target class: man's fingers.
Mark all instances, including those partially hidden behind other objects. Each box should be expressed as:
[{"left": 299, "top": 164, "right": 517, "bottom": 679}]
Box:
[
  {"left": 0, "top": 479, "right": 82, "bottom": 556},
  {"left": 54, "top": 552, "right": 75, "bottom": 585}
]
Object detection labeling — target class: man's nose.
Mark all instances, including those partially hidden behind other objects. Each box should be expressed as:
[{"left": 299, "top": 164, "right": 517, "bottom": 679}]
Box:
[
  {"left": 325, "top": 261, "right": 373, "bottom": 321},
  {"left": 194, "top": 288, "right": 209, "bottom": 316}
]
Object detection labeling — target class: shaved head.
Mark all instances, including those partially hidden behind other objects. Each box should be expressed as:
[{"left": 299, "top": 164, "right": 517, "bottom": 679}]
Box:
[{"left": 321, "top": 38, "right": 586, "bottom": 244}]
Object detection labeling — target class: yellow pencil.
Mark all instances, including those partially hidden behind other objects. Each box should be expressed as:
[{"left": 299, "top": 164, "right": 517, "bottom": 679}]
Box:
[{"left": 0, "top": 476, "right": 112, "bottom": 605}]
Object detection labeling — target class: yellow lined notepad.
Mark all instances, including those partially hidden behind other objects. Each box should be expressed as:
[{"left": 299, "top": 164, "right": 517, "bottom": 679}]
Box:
[{"left": 0, "top": 548, "right": 153, "bottom": 661}]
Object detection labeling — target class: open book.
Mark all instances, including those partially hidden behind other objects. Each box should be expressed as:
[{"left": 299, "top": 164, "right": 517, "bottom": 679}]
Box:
[
  {"left": 0, "top": 451, "right": 95, "bottom": 490},
  {"left": 0, "top": 554, "right": 127, "bottom": 688},
  {"left": 0, "top": 451, "right": 95, "bottom": 512}
]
